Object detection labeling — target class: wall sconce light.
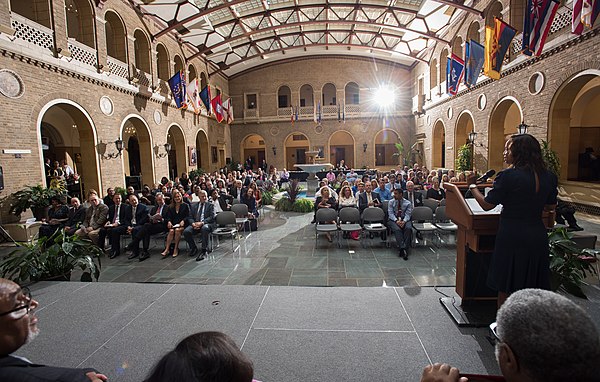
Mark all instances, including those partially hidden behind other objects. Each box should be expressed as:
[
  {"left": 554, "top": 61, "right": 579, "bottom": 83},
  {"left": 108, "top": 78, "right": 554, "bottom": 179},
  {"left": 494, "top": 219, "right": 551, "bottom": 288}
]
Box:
[
  {"left": 102, "top": 138, "right": 123, "bottom": 159},
  {"left": 155, "top": 142, "right": 172, "bottom": 158},
  {"left": 363, "top": 143, "right": 368, "bottom": 152},
  {"left": 272, "top": 146, "right": 277, "bottom": 156},
  {"left": 517, "top": 121, "right": 528, "bottom": 135},
  {"left": 468, "top": 131, "right": 477, "bottom": 144}
]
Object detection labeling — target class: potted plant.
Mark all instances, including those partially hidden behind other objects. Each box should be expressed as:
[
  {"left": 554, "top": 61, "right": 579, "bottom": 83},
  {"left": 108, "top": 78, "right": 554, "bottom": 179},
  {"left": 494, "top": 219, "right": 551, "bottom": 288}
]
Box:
[
  {"left": 541, "top": 139, "right": 560, "bottom": 177},
  {"left": 392, "top": 141, "right": 405, "bottom": 166},
  {"left": 548, "top": 227, "right": 597, "bottom": 298},
  {"left": 455, "top": 144, "right": 472, "bottom": 172},
  {"left": 2, "top": 184, "right": 63, "bottom": 220},
  {"left": 0, "top": 229, "right": 102, "bottom": 282}
]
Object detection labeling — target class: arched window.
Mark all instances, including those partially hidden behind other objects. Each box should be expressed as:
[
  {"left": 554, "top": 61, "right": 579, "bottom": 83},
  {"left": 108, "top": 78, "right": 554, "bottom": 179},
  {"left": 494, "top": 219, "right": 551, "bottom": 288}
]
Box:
[
  {"left": 156, "top": 43, "right": 170, "bottom": 81},
  {"left": 277, "top": 85, "right": 291, "bottom": 108},
  {"left": 299, "top": 84, "right": 314, "bottom": 107},
  {"left": 486, "top": 1, "right": 504, "bottom": 28},
  {"left": 322, "top": 83, "right": 337, "bottom": 105},
  {"left": 133, "top": 29, "right": 151, "bottom": 73},
  {"left": 467, "top": 22, "right": 480, "bottom": 44},
  {"left": 430, "top": 58, "right": 438, "bottom": 91},
  {"left": 452, "top": 36, "right": 463, "bottom": 58},
  {"left": 439, "top": 48, "right": 449, "bottom": 88},
  {"left": 10, "top": 0, "right": 51, "bottom": 28},
  {"left": 345, "top": 82, "right": 360, "bottom": 105},
  {"left": 188, "top": 64, "right": 197, "bottom": 81},
  {"left": 105, "top": 11, "right": 127, "bottom": 62},
  {"left": 65, "top": 0, "right": 95, "bottom": 48},
  {"left": 174, "top": 55, "right": 184, "bottom": 75},
  {"left": 200, "top": 72, "right": 208, "bottom": 89}
]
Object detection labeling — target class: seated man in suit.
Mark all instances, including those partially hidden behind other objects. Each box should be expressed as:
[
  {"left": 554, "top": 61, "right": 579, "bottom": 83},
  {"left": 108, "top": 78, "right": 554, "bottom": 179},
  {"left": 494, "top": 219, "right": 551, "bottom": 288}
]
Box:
[
  {"left": 0, "top": 278, "right": 107, "bottom": 382},
  {"left": 64, "top": 197, "right": 87, "bottom": 236},
  {"left": 388, "top": 188, "right": 413, "bottom": 260},
  {"left": 183, "top": 190, "right": 216, "bottom": 261},
  {"left": 99, "top": 193, "right": 132, "bottom": 259},
  {"left": 229, "top": 180, "right": 245, "bottom": 204},
  {"left": 75, "top": 193, "right": 109, "bottom": 246},
  {"left": 358, "top": 181, "right": 381, "bottom": 213},
  {"left": 403, "top": 181, "right": 423, "bottom": 207},
  {"left": 126, "top": 193, "right": 169, "bottom": 262},
  {"left": 124, "top": 194, "right": 149, "bottom": 260}
]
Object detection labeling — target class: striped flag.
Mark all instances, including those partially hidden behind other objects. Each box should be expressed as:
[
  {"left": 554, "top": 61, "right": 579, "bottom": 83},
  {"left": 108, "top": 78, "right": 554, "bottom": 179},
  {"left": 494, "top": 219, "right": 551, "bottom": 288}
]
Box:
[
  {"left": 446, "top": 54, "right": 465, "bottom": 96},
  {"left": 573, "top": 0, "right": 585, "bottom": 34},
  {"left": 522, "top": 0, "right": 560, "bottom": 56},
  {"left": 222, "top": 98, "right": 234, "bottom": 124},
  {"left": 211, "top": 94, "right": 224, "bottom": 123},
  {"left": 290, "top": 106, "right": 295, "bottom": 124},
  {"left": 295, "top": 105, "right": 299, "bottom": 122},
  {"left": 186, "top": 78, "right": 202, "bottom": 115},
  {"left": 573, "top": 0, "right": 599, "bottom": 34},
  {"left": 313, "top": 103, "right": 317, "bottom": 123}
]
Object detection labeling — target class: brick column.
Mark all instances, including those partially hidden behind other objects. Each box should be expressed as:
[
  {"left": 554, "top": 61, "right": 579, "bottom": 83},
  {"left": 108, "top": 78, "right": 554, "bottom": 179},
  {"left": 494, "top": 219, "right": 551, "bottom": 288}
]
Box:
[
  {"left": 126, "top": 33, "right": 136, "bottom": 81},
  {"left": 51, "top": 0, "right": 70, "bottom": 57},
  {"left": 95, "top": 15, "right": 107, "bottom": 72},
  {"left": 0, "top": 0, "right": 14, "bottom": 35}
]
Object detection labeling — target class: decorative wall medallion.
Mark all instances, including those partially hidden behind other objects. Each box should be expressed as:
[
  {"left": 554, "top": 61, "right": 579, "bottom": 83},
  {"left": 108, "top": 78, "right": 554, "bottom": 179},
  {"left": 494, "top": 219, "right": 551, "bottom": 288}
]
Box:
[
  {"left": 447, "top": 107, "right": 453, "bottom": 119},
  {"left": 99, "top": 96, "right": 113, "bottom": 116},
  {"left": 270, "top": 126, "right": 279, "bottom": 136},
  {"left": 477, "top": 94, "right": 487, "bottom": 111},
  {"left": 315, "top": 125, "right": 324, "bottom": 134},
  {"left": 528, "top": 72, "right": 545, "bottom": 95},
  {"left": 153, "top": 110, "right": 162, "bottom": 125},
  {"left": 0, "top": 69, "right": 24, "bottom": 98}
]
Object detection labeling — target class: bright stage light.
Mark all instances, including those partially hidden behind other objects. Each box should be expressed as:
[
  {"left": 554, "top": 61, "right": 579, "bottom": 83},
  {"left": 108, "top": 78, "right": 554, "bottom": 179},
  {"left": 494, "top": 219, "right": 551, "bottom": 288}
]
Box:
[{"left": 375, "top": 86, "right": 395, "bottom": 107}]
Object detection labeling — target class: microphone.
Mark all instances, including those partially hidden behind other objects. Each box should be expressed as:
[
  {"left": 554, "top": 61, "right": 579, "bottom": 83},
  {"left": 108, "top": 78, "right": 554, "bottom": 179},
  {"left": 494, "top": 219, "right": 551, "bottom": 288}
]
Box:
[{"left": 476, "top": 169, "right": 496, "bottom": 183}]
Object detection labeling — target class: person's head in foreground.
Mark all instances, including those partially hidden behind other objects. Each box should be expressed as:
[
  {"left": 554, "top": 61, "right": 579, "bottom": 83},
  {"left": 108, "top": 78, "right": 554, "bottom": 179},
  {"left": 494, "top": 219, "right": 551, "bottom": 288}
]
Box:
[
  {"left": 0, "top": 279, "right": 39, "bottom": 356},
  {"left": 145, "top": 331, "right": 253, "bottom": 382},
  {"left": 421, "top": 288, "right": 600, "bottom": 382}
]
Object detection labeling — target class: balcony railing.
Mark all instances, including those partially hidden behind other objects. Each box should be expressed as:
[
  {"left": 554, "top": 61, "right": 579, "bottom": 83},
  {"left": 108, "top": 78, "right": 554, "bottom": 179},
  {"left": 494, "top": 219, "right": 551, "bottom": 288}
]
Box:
[
  {"left": 244, "top": 109, "right": 258, "bottom": 119},
  {"left": 10, "top": 13, "right": 54, "bottom": 52},
  {"left": 67, "top": 38, "right": 97, "bottom": 68},
  {"left": 107, "top": 56, "right": 128, "bottom": 79},
  {"left": 131, "top": 67, "right": 151, "bottom": 87}
]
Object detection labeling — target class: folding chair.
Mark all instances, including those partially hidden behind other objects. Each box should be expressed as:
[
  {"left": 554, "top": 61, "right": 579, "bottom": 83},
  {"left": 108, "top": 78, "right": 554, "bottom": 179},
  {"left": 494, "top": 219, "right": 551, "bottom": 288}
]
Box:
[
  {"left": 361, "top": 207, "right": 389, "bottom": 248},
  {"left": 338, "top": 207, "right": 362, "bottom": 247},
  {"left": 411, "top": 206, "right": 438, "bottom": 246},
  {"left": 210, "top": 211, "right": 239, "bottom": 252},
  {"left": 231, "top": 203, "right": 250, "bottom": 236},
  {"left": 315, "top": 208, "right": 338, "bottom": 246},
  {"left": 422, "top": 198, "right": 440, "bottom": 214},
  {"left": 434, "top": 206, "right": 458, "bottom": 245}
]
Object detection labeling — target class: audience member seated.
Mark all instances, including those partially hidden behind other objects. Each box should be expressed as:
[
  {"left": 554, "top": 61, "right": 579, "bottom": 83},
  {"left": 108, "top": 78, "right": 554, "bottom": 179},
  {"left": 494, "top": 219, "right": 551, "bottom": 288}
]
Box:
[
  {"left": 122, "top": 194, "right": 150, "bottom": 260},
  {"left": 388, "top": 188, "right": 413, "bottom": 260},
  {"left": 183, "top": 190, "right": 215, "bottom": 261},
  {"left": 420, "top": 288, "right": 600, "bottom": 382},
  {"left": 38, "top": 196, "right": 69, "bottom": 239},
  {"left": 162, "top": 190, "right": 189, "bottom": 259},
  {"left": 358, "top": 181, "right": 381, "bottom": 213},
  {"left": 555, "top": 198, "right": 583, "bottom": 231},
  {"left": 230, "top": 180, "right": 245, "bottom": 203},
  {"left": 0, "top": 279, "right": 108, "bottom": 382},
  {"left": 144, "top": 331, "right": 258, "bottom": 382},
  {"left": 338, "top": 186, "right": 357, "bottom": 208},
  {"left": 403, "top": 181, "right": 423, "bottom": 207},
  {"left": 75, "top": 193, "right": 109, "bottom": 246},
  {"left": 249, "top": 182, "right": 262, "bottom": 210},
  {"left": 210, "top": 189, "right": 225, "bottom": 213},
  {"left": 140, "top": 186, "right": 155, "bottom": 206},
  {"left": 64, "top": 197, "right": 87, "bottom": 236},
  {"left": 103, "top": 187, "right": 115, "bottom": 208},
  {"left": 315, "top": 186, "right": 337, "bottom": 243},
  {"left": 280, "top": 168, "right": 290, "bottom": 185},
  {"left": 126, "top": 193, "right": 168, "bottom": 262},
  {"left": 241, "top": 188, "right": 260, "bottom": 231},
  {"left": 99, "top": 193, "right": 132, "bottom": 259},
  {"left": 426, "top": 177, "right": 445, "bottom": 202},
  {"left": 374, "top": 178, "right": 392, "bottom": 201},
  {"left": 338, "top": 159, "right": 348, "bottom": 171}
]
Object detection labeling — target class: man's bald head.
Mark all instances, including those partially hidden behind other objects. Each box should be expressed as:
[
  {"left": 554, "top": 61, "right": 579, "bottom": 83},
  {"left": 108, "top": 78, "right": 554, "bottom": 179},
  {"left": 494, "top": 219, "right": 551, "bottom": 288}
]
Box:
[{"left": 0, "top": 279, "right": 39, "bottom": 355}]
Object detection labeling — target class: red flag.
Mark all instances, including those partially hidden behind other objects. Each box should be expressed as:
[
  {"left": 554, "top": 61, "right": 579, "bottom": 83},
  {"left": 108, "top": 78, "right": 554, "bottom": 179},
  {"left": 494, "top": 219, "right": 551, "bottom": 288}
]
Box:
[
  {"left": 573, "top": 0, "right": 585, "bottom": 34},
  {"left": 211, "top": 95, "right": 224, "bottom": 123}
]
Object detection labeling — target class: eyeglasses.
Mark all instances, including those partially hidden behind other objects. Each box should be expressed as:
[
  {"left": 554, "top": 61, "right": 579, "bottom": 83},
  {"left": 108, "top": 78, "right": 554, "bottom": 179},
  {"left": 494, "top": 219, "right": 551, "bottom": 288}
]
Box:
[
  {"left": 0, "top": 287, "right": 33, "bottom": 319},
  {"left": 489, "top": 322, "right": 501, "bottom": 344}
]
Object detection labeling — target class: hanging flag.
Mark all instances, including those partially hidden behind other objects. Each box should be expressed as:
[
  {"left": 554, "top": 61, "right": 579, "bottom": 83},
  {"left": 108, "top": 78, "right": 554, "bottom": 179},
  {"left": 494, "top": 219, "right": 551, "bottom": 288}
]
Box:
[
  {"left": 446, "top": 54, "right": 465, "bottom": 96},
  {"left": 522, "top": 0, "right": 560, "bottom": 56},
  {"left": 211, "top": 94, "right": 224, "bottom": 123},
  {"left": 464, "top": 39, "right": 485, "bottom": 88},
  {"left": 199, "top": 85, "right": 211, "bottom": 115},
  {"left": 313, "top": 103, "right": 317, "bottom": 123},
  {"left": 573, "top": 0, "right": 584, "bottom": 34},
  {"left": 222, "top": 98, "right": 234, "bottom": 124},
  {"left": 290, "top": 106, "right": 295, "bottom": 124},
  {"left": 295, "top": 105, "right": 299, "bottom": 122},
  {"left": 342, "top": 101, "right": 345, "bottom": 123},
  {"left": 582, "top": 0, "right": 600, "bottom": 29},
  {"left": 484, "top": 18, "right": 517, "bottom": 80},
  {"left": 167, "top": 71, "right": 187, "bottom": 109},
  {"left": 186, "top": 78, "right": 202, "bottom": 115},
  {"left": 317, "top": 101, "right": 322, "bottom": 124},
  {"left": 337, "top": 103, "right": 341, "bottom": 122}
]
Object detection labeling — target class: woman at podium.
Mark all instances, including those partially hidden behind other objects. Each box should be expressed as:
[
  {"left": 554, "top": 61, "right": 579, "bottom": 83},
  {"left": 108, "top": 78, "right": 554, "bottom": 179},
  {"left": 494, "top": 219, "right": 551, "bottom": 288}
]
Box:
[{"left": 469, "top": 134, "right": 557, "bottom": 307}]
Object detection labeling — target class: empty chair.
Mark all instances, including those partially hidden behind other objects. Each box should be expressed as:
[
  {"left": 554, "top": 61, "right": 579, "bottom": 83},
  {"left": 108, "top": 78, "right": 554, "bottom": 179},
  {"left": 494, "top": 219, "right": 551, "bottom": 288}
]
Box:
[
  {"left": 411, "top": 206, "right": 438, "bottom": 246},
  {"left": 315, "top": 208, "right": 338, "bottom": 246},
  {"left": 338, "top": 207, "right": 362, "bottom": 247},
  {"left": 210, "top": 211, "right": 239, "bottom": 252},
  {"left": 362, "top": 207, "right": 388, "bottom": 248},
  {"left": 231, "top": 203, "right": 250, "bottom": 235},
  {"left": 434, "top": 206, "right": 458, "bottom": 245},
  {"left": 422, "top": 198, "right": 440, "bottom": 214}
]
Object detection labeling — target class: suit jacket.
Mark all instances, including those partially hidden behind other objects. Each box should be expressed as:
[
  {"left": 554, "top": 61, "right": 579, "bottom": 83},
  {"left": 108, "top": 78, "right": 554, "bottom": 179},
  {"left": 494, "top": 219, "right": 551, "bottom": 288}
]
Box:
[
  {"left": 66, "top": 205, "right": 87, "bottom": 228},
  {"left": 229, "top": 186, "right": 245, "bottom": 201},
  {"left": 0, "top": 355, "right": 97, "bottom": 382},
  {"left": 83, "top": 203, "right": 109, "bottom": 230},
  {"left": 187, "top": 202, "right": 216, "bottom": 226},
  {"left": 358, "top": 191, "right": 382, "bottom": 212},
  {"left": 107, "top": 203, "right": 132, "bottom": 227},
  {"left": 403, "top": 190, "right": 424, "bottom": 207},
  {"left": 149, "top": 203, "right": 169, "bottom": 227},
  {"left": 129, "top": 203, "right": 149, "bottom": 227}
]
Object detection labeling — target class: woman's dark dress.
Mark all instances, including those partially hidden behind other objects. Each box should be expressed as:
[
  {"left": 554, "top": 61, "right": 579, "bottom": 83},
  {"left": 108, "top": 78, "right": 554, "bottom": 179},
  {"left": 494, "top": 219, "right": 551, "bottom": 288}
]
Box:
[
  {"left": 484, "top": 167, "right": 557, "bottom": 293},
  {"left": 166, "top": 203, "right": 190, "bottom": 227}
]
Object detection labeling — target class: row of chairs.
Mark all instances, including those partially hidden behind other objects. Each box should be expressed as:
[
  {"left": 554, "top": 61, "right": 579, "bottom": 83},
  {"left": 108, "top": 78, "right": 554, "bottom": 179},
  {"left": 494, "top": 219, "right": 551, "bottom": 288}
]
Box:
[{"left": 315, "top": 206, "right": 458, "bottom": 248}]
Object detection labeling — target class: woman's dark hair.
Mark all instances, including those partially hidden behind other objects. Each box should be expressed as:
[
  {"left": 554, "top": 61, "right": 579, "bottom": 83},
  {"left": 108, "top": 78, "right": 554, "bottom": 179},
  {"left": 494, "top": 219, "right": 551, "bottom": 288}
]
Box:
[
  {"left": 144, "top": 332, "right": 253, "bottom": 382},
  {"left": 509, "top": 133, "right": 547, "bottom": 174}
]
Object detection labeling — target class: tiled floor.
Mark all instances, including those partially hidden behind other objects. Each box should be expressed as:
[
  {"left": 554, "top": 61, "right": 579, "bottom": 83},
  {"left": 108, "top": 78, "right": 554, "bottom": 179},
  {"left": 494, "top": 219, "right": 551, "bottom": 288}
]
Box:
[{"left": 72, "top": 206, "right": 600, "bottom": 287}]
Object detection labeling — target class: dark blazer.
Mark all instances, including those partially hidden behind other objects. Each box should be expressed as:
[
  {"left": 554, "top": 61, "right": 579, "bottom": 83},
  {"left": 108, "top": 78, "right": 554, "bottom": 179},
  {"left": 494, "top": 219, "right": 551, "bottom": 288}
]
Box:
[
  {"left": 403, "top": 190, "right": 424, "bottom": 207},
  {"left": 241, "top": 194, "right": 259, "bottom": 217},
  {"left": 107, "top": 203, "right": 132, "bottom": 227},
  {"left": 187, "top": 202, "right": 216, "bottom": 226},
  {"left": 426, "top": 187, "right": 446, "bottom": 201},
  {"left": 66, "top": 205, "right": 87, "bottom": 228},
  {"left": 358, "top": 191, "right": 382, "bottom": 212},
  {"left": 166, "top": 202, "right": 190, "bottom": 226},
  {"left": 217, "top": 193, "right": 233, "bottom": 211},
  {"left": 229, "top": 186, "right": 245, "bottom": 201},
  {"left": 130, "top": 203, "right": 149, "bottom": 227},
  {"left": 0, "top": 355, "right": 97, "bottom": 382},
  {"left": 315, "top": 196, "right": 337, "bottom": 210}
]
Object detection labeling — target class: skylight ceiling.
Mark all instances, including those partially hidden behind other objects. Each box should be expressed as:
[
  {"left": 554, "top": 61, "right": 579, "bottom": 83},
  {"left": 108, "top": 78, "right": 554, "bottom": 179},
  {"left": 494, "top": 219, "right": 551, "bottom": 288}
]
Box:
[{"left": 135, "top": 0, "right": 483, "bottom": 77}]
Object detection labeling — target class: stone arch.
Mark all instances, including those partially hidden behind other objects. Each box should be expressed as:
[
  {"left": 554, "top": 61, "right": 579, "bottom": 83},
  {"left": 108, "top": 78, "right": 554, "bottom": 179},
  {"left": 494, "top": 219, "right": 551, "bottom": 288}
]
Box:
[
  {"left": 200, "top": 72, "right": 208, "bottom": 89},
  {"left": 300, "top": 84, "right": 314, "bottom": 107},
  {"left": 166, "top": 123, "right": 187, "bottom": 180},
  {"left": 430, "top": 58, "right": 438, "bottom": 91},
  {"left": 439, "top": 47, "right": 449, "bottom": 90},
  {"left": 486, "top": 1, "right": 503, "bottom": 28},
  {"left": 241, "top": 134, "right": 266, "bottom": 170},
  {"left": 156, "top": 43, "right": 170, "bottom": 81},
  {"left": 173, "top": 55, "right": 184, "bottom": 75},
  {"left": 344, "top": 82, "right": 360, "bottom": 105},
  {"left": 195, "top": 129, "right": 209, "bottom": 171},
  {"left": 10, "top": 0, "right": 51, "bottom": 28},
  {"left": 467, "top": 21, "right": 480, "bottom": 43},
  {"left": 488, "top": 96, "right": 523, "bottom": 171},
  {"left": 133, "top": 29, "right": 151, "bottom": 73},
  {"left": 374, "top": 129, "right": 399, "bottom": 167},
  {"left": 120, "top": 114, "right": 155, "bottom": 187},
  {"left": 188, "top": 64, "right": 197, "bottom": 81},
  {"left": 328, "top": 130, "right": 355, "bottom": 168},
  {"left": 277, "top": 85, "right": 291, "bottom": 108},
  {"left": 452, "top": 36, "right": 463, "bottom": 57},
  {"left": 36, "top": 99, "right": 101, "bottom": 195},
  {"left": 432, "top": 120, "right": 446, "bottom": 168},
  {"left": 284, "top": 132, "right": 310, "bottom": 170},
  {"left": 104, "top": 10, "right": 127, "bottom": 63},
  {"left": 65, "top": 0, "right": 96, "bottom": 48},
  {"left": 322, "top": 83, "right": 337, "bottom": 105},
  {"left": 455, "top": 111, "right": 474, "bottom": 164}
]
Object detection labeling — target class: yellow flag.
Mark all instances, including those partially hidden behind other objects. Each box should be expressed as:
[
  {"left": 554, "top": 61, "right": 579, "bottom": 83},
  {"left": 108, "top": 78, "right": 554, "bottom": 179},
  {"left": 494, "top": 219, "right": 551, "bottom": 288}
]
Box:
[{"left": 484, "top": 25, "right": 500, "bottom": 80}]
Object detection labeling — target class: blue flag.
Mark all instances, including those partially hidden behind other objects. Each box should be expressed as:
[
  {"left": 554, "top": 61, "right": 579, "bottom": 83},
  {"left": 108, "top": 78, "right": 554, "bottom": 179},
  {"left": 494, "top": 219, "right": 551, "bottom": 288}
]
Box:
[
  {"left": 168, "top": 71, "right": 187, "bottom": 109},
  {"left": 446, "top": 54, "right": 465, "bottom": 96},
  {"left": 464, "top": 40, "right": 485, "bottom": 88},
  {"left": 199, "top": 85, "right": 211, "bottom": 115}
]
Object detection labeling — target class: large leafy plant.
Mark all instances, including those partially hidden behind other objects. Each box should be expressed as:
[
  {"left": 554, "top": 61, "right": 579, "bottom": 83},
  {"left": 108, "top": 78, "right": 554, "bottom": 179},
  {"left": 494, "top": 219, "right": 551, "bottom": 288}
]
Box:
[
  {"left": 2, "top": 184, "right": 62, "bottom": 217},
  {"left": 541, "top": 140, "right": 560, "bottom": 177},
  {"left": 455, "top": 144, "right": 472, "bottom": 172},
  {"left": 0, "top": 229, "right": 102, "bottom": 282}
]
